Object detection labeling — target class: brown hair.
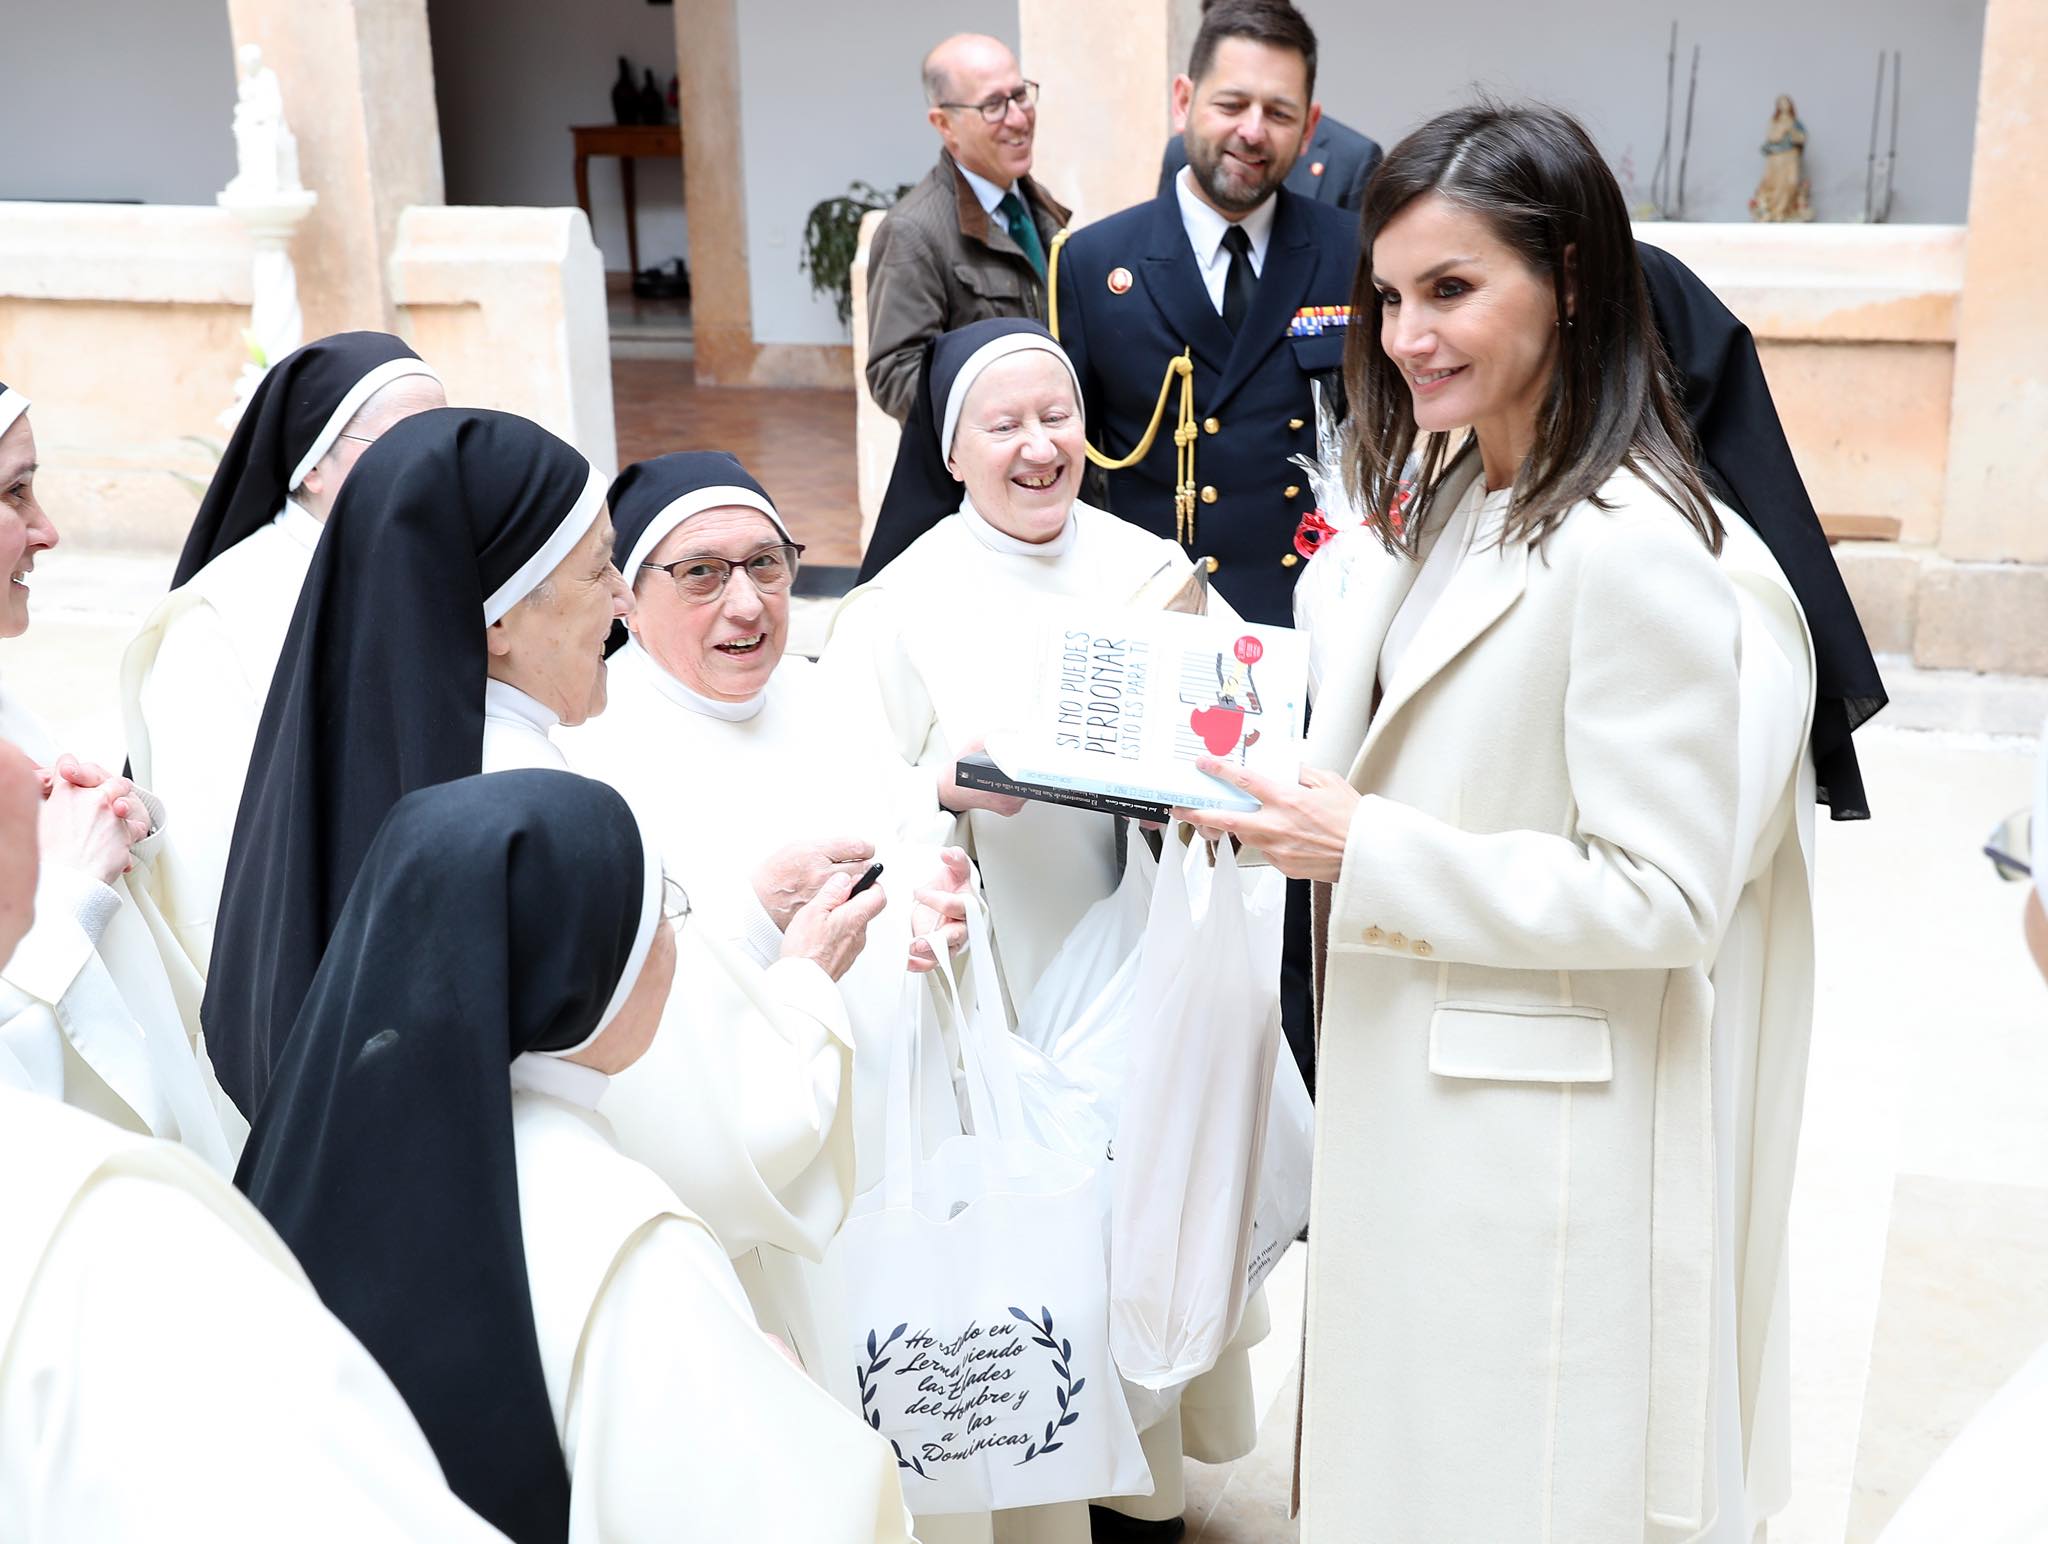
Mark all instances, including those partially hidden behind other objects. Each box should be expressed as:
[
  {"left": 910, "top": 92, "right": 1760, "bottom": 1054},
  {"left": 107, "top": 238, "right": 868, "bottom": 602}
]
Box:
[
  {"left": 1188, "top": 0, "right": 1318, "bottom": 101},
  {"left": 1341, "top": 101, "right": 1720, "bottom": 556}
]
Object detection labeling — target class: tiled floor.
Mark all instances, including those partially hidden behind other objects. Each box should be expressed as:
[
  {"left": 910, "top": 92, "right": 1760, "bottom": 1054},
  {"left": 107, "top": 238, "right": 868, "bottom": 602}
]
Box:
[{"left": 611, "top": 356, "right": 865, "bottom": 567}]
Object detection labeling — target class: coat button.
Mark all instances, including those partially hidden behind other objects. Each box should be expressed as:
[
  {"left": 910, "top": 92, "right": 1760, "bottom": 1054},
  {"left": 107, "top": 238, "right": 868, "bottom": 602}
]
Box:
[
  {"left": 1413, "top": 939, "right": 1434, "bottom": 958},
  {"left": 1387, "top": 932, "right": 1408, "bottom": 950},
  {"left": 1204, "top": 556, "right": 1220, "bottom": 574},
  {"left": 1200, "top": 485, "right": 1218, "bottom": 505},
  {"left": 1203, "top": 416, "right": 1221, "bottom": 435},
  {"left": 1362, "top": 926, "right": 1384, "bottom": 945},
  {"left": 1281, "top": 553, "right": 1299, "bottom": 568},
  {"left": 1284, "top": 484, "right": 1301, "bottom": 499},
  {"left": 1288, "top": 417, "right": 1305, "bottom": 431}
]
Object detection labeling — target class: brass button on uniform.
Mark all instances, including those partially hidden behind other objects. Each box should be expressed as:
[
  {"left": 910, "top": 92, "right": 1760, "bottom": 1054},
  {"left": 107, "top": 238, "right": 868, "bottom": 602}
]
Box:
[
  {"left": 1288, "top": 417, "right": 1305, "bottom": 430},
  {"left": 1200, "top": 485, "right": 1218, "bottom": 505},
  {"left": 1413, "top": 939, "right": 1434, "bottom": 958},
  {"left": 1284, "top": 484, "right": 1301, "bottom": 499},
  {"left": 1203, "top": 416, "right": 1221, "bottom": 435},
  {"left": 1361, "top": 926, "right": 1385, "bottom": 945},
  {"left": 1387, "top": 932, "right": 1408, "bottom": 950},
  {"left": 1204, "top": 556, "right": 1220, "bottom": 574},
  {"left": 1281, "top": 553, "right": 1299, "bottom": 568}
]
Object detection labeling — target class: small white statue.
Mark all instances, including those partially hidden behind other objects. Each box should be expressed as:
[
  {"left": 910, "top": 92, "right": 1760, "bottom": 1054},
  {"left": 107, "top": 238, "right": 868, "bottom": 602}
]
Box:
[{"left": 225, "top": 44, "right": 303, "bottom": 198}]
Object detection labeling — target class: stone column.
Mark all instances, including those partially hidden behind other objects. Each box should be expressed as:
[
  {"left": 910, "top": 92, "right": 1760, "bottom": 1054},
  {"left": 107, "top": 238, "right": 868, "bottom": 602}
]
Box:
[
  {"left": 224, "top": 0, "right": 445, "bottom": 338},
  {"left": 1938, "top": 0, "right": 2047, "bottom": 565},
  {"left": 1019, "top": 0, "right": 1194, "bottom": 227},
  {"left": 1913, "top": 0, "right": 2048, "bottom": 673}
]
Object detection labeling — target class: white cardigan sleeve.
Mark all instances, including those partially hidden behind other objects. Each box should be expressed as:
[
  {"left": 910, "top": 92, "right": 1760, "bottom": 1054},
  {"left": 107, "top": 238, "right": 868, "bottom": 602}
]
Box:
[
  {"left": 1331, "top": 520, "right": 1741, "bottom": 972},
  {"left": 565, "top": 1215, "right": 918, "bottom": 1544}
]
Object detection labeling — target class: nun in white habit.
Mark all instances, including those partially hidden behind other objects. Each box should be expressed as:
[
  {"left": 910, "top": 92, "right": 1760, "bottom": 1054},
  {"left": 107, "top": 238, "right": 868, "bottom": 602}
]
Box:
[
  {"left": 121, "top": 333, "right": 445, "bottom": 976},
  {"left": 239, "top": 770, "right": 919, "bottom": 1544},
  {"left": 820, "top": 322, "right": 1265, "bottom": 1540},
  {"left": 0, "top": 382, "right": 244, "bottom": 1170},
  {"left": 559, "top": 451, "right": 965, "bottom": 1387},
  {"left": 204, "top": 408, "right": 622, "bottom": 1117}
]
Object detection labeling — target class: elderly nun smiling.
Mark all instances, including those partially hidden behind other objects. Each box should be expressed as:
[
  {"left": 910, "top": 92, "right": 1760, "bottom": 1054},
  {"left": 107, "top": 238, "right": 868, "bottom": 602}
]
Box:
[
  {"left": 818, "top": 318, "right": 1262, "bottom": 1542},
  {"left": 203, "top": 408, "right": 632, "bottom": 1117},
  {"left": 559, "top": 449, "right": 963, "bottom": 1385}
]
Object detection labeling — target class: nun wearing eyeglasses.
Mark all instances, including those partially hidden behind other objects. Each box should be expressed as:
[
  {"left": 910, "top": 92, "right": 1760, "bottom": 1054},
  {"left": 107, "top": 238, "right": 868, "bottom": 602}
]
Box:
[
  {"left": 120, "top": 334, "right": 445, "bottom": 977},
  {"left": 820, "top": 319, "right": 1261, "bottom": 1542},
  {"left": 239, "top": 771, "right": 918, "bottom": 1544},
  {"left": 559, "top": 451, "right": 961, "bottom": 1369},
  {"left": 204, "top": 409, "right": 632, "bottom": 1118}
]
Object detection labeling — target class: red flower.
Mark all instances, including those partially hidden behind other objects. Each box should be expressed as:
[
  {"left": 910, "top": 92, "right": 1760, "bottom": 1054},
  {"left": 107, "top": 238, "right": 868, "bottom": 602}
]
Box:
[{"left": 1294, "top": 508, "right": 1337, "bottom": 559}]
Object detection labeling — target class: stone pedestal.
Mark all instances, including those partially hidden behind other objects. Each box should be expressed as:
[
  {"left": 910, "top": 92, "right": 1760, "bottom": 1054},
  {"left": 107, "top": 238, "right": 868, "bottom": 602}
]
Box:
[{"left": 216, "top": 186, "right": 318, "bottom": 429}]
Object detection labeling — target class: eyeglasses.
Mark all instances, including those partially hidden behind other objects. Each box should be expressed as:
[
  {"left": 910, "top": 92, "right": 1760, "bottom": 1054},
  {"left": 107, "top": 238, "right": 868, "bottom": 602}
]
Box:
[
  {"left": 1985, "top": 807, "right": 2033, "bottom": 882},
  {"left": 641, "top": 542, "right": 805, "bottom": 605},
  {"left": 660, "top": 872, "right": 693, "bottom": 924},
  {"left": 939, "top": 80, "right": 1039, "bottom": 123},
  {"left": 336, "top": 432, "right": 376, "bottom": 446}
]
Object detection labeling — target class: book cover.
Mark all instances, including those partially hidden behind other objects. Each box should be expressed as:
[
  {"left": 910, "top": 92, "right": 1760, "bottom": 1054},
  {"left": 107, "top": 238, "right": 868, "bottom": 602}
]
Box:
[{"left": 983, "top": 607, "right": 1308, "bottom": 814}]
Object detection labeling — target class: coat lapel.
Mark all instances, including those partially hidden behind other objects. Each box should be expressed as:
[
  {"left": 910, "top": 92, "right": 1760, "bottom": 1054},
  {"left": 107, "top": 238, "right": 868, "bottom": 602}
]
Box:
[
  {"left": 1212, "top": 191, "right": 1315, "bottom": 412},
  {"left": 1138, "top": 191, "right": 1237, "bottom": 376},
  {"left": 1349, "top": 462, "right": 1530, "bottom": 777}
]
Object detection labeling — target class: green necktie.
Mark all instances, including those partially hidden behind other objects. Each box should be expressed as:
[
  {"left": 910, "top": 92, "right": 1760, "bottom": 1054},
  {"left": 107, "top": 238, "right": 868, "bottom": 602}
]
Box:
[{"left": 998, "top": 190, "right": 1047, "bottom": 278}]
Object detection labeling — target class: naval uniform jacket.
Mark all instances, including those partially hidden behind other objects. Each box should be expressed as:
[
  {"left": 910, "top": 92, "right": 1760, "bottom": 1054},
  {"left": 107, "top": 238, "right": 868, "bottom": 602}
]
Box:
[
  {"left": 1053, "top": 185, "right": 1360, "bottom": 626},
  {"left": 1157, "top": 115, "right": 1384, "bottom": 213}
]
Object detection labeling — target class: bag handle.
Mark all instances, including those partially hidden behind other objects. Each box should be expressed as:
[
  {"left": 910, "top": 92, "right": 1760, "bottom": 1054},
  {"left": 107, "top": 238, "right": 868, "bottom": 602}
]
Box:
[{"left": 929, "top": 894, "right": 1031, "bottom": 1142}]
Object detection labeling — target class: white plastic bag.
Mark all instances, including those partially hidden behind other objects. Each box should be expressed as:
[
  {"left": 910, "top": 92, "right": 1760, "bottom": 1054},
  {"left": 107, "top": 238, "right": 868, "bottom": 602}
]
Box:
[
  {"left": 828, "top": 900, "right": 1148, "bottom": 1515},
  {"left": 1015, "top": 841, "right": 1156, "bottom": 1057},
  {"left": 1108, "top": 832, "right": 1285, "bottom": 1390}
]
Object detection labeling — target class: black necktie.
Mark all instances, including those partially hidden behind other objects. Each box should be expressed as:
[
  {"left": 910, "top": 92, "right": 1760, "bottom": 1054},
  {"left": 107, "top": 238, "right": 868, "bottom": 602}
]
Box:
[{"left": 1221, "top": 225, "right": 1256, "bottom": 334}]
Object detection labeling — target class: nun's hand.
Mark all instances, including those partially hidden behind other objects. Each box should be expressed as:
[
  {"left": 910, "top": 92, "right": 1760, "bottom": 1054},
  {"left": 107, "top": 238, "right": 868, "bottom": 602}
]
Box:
[
  {"left": 38, "top": 757, "right": 151, "bottom": 886},
  {"left": 907, "top": 847, "right": 973, "bottom": 973},
  {"left": 1170, "top": 760, "right": 1357, "bottom": 884},
  {"left": 752, "top": 837, "right": 876, "bottom": 931},
  {"left": 939, "top": 738, "right": 1027, "bottom": 818},
  {"left": 779, "top": 870, "right": 887, "bottom": 983}
]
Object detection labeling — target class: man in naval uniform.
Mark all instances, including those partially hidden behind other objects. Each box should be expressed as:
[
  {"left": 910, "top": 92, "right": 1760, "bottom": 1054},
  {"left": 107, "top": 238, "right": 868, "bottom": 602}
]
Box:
[
  {"left": 1157, "top": 2, "right": 1380, "bottom": 214},
  {"left": 1053, "top": 0, "right": 1359, "bottom": 1108},
  {"left": 1052, "top": 0, "right": 1360, "bottom": 630}
]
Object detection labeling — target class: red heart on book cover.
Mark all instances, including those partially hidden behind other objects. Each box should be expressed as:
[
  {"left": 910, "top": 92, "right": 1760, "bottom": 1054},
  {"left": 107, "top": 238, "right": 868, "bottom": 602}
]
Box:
[{"left": 1189, "top": 705, "right": 1245, "bottom": 756}]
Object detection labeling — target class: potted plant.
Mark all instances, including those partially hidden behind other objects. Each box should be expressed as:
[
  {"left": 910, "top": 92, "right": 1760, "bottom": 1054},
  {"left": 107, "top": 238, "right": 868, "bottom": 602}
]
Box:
[{"left": 800, "top": 180, "right": 912, "bottom": 327}]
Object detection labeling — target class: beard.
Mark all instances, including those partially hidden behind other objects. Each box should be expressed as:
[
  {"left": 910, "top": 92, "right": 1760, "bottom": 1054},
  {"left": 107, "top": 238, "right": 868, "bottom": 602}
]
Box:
[{"left": 1185, "top": 131, "right": 1291, "bottom": 214}]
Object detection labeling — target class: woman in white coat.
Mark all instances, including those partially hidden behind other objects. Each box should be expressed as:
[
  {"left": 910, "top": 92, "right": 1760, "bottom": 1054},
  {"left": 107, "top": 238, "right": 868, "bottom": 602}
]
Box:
[
  {"left": 1184, "top": 104, "right": 1816, "bottom": 1542},
  {"left": 238, "top": 770, "right": 917, "bottom": 1544}
]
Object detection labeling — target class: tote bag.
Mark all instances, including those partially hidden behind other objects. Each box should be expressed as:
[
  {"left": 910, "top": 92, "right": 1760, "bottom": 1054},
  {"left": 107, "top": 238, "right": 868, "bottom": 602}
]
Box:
[{"left": 828, "top": 902, "right": 1148, "bottom": 1514}]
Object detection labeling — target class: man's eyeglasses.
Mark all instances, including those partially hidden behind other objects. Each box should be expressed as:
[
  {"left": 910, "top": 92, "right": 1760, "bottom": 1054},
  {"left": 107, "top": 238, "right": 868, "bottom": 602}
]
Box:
[
  {"left": 939, "top": 80, "right": 1039, "bottom": 124},
  {"left": 641, "top": 542, "right": 805, "bottom": 605},
  {"left": 660, "top": 872, "right": 692, "bottom": 925},
  {"left": 1985, "top": 807, "right": 2033, "bottom": 883}
]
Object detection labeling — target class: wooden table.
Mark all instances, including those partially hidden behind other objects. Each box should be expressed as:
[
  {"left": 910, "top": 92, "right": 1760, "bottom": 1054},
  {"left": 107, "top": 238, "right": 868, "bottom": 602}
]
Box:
[{"left": 570, "top": 123, "right": 683, "bottom": 278}]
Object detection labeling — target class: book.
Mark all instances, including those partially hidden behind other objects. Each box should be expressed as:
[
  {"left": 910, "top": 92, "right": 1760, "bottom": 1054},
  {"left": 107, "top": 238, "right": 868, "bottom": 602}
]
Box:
[
  {"left": 953, "top": 751, "right": 1174, "bottom": 822},
  {"left": 980, "top": 605, "right": 1309, "bottom": 815}
]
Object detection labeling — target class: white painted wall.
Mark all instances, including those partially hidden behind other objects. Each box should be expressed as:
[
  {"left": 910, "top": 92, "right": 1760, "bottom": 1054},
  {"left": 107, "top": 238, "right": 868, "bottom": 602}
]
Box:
[
  {"left": 427, "top": 0, "right": 688, "bottom": 276},
  {"left": 1304, "top": 0, "right": 1985, "bottom": 224},
  {"left": 4, "top": 0, "right": 235, "bottom": 203},
  {"left": 735, "top": 0, "right": 1019, "bottom": 346}
]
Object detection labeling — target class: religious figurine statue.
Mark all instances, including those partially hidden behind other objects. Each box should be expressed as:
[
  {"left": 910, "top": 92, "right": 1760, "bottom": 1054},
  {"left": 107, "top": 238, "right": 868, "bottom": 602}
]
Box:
[
  {"left": 224, "top": 44, "right": 304, "bottom": 199},
  {"left": 1750, "top": 95, "right": 1814, "bottom": 222}
]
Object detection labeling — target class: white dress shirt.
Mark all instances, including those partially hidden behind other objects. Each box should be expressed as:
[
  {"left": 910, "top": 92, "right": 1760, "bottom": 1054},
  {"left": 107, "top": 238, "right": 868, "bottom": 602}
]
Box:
[
  {"left": 1175, "top": 165, "right": 1276, "bottom": 315},
  {"left": 955, "top": 161, "right": 1013, "bottom": 215}
]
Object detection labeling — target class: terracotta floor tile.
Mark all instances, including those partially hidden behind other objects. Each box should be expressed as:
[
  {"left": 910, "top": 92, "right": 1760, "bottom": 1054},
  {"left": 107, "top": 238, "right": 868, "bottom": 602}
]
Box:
[{"left": 611, "top": 357, "right": 863, "bottom": 567}]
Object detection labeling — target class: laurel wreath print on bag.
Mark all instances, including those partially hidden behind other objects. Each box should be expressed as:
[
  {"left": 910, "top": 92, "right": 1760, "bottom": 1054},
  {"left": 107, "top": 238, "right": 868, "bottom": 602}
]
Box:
[
  {"left": 1008, "top": 1305, "right": 1084, "bottom": 1466},
  {"left": 855, "top": 1308, "right": 1087, "bottom": 1476},
  {"left": 855, "top": 1322, "right": 929, "bottom": 1478}
]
